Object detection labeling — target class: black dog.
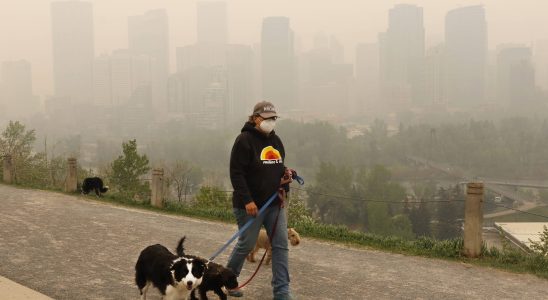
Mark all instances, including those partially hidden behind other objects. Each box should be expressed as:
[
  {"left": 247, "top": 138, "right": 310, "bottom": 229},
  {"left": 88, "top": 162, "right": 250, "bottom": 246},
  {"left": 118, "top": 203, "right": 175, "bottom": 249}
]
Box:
[
  {"left": 177, "top": 239, "right": 238, "bottom": 300},
  {"left": 135, "top": 237, "right": 207, "bottom": 300},
  {"left": 81, "top": 177, "right": 109, "bottom": 197},
  {"left": 189, "top": 260, "right": 239, "bottom": 300}
]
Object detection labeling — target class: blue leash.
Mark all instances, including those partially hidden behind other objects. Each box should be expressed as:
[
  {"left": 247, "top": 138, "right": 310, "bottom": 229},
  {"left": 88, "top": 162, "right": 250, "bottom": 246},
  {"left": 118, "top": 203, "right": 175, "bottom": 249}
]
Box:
[
  {"left": 208, "top": 192, "right": 278, "bottom": 261},
  {"left": 208, "top": 175, "right": 304, "bottom": 261}
]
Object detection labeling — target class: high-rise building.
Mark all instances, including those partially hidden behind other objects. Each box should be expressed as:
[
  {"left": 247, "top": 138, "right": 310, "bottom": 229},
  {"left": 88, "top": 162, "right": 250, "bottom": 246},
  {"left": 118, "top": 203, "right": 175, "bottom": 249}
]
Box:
[
  {"left": 496, "top": 45, "right": 535, "bottom": 106},
  {"left": 330, "top": 36, "right": 344, "bottom": 65},
  {"left": 107, "top": 49, "right": 154, "bottom": 107},
  {"left": 175, "top": 1, "right": 228, "bottom": 73},
  {"left": 93, "top": 54, "right": 112, "bottom": 106},
  {"left": 201, "top": 75, "right": 228, "bottom": 129},
  {"left": 533, "top": 40, "right": 548, "bottom": 91},
  {"left": 422, "top": 45, "right": 446, "bottom": 106},
  {"left": 51, "top": 0, "right": 94, "bottom": 104},
  {"left": 379, "top": 4, "right": 425, "bottom": 108},
  {"left": 197, "top": 1, "right": 227, "bottom": 45},
  {"left": 128, "top": 9, "right": 169, "bottom": 114},
  {"left": 445, "top": 5, "right": 487, "bottom": 107},
  {"left": 176, "top": 44, "right": 226, "bottom": 72},
  {"left": 261, "top": 17, "right": 296, "bottom": 112},
  {"left": 298, "top": 35, "right": 354, "bottom": 116},
  {"left": 227, "top": 45, "right": 255, "bottom": 124},
  {"left": 356, "top": 43, "right": 380, "bottom": 113},
  {"left": 168, "top": 66, "right": 228, "bottom": 129},
  {"left": 1, "top": 60, "right": 36, "bottom": 116}
]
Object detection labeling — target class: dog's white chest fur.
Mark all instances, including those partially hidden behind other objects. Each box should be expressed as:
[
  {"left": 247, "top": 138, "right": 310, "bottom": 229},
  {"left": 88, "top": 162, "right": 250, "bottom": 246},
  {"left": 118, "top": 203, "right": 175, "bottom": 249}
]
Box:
[{"left": 164, "top": 284, "right": 192, "bottom": 300}]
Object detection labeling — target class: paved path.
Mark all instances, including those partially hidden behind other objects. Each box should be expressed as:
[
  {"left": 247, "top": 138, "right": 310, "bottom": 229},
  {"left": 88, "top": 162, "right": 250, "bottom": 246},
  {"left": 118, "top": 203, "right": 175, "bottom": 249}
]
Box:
[{"left": 1, "top": 184, "right": 547, "bottom": 300}]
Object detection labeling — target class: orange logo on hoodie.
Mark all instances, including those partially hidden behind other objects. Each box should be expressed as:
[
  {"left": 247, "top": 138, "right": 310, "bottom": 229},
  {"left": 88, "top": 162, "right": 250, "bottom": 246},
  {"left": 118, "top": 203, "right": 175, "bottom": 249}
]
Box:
[{"left": 260, "top": 146, "right": 282, "bottom": 164}]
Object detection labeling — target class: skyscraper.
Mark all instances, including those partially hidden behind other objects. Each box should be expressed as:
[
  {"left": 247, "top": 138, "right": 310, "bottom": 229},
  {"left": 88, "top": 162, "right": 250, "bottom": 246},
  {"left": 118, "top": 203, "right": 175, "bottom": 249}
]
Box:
[
  {"left": 93, "top": 54, "right": 112, "bottom": 106},
  {"left": 261, "top": 17, "right": 296, "bottom": 112},
  {"left": 379, "top": 4, "right": 425, "bottom": 108},
  {"left": 197, "top": 1, "right": 228, "bottom": 45},
  {"left": 533, "top": 40, "right": 548, "bottom": 91},
  {"left": 175, "top": 1, "right": 228, "bottom": 72},
  {"left": 51, "top": 0, "right": 94, "bottom": 104},
  {"left": 106, "top": 49, "right": 154, "bottom": 107},
  {"left": 1, "top": 60, "right": 35, "bottom": 116},
  {"left": 128, "top": 9, "right": 169, "bottom": 114},
  {"left": 496, "top": 45, "right": 535, "bottom": 106},
  {"left": 227, "top": 45, "right": 255, "bottom": 123},
  {"left": 356, "top": 43, "right": 380, "bottom": 113},
  {"left": 445, "top": 5, "right": 487, "bottom": 107},
  {"left": 298, "top": 34, "right": 354, "bottom": 116},
  {"left": 423, "top": 45, "right": 446, "bottom": 106}
]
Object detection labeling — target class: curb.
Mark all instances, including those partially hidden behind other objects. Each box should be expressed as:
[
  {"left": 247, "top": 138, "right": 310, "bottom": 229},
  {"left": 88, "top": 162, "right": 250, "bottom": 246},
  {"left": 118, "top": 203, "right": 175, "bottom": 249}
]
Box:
[{"left": 0, "top": 276, "right": 53, "bottom": 300}]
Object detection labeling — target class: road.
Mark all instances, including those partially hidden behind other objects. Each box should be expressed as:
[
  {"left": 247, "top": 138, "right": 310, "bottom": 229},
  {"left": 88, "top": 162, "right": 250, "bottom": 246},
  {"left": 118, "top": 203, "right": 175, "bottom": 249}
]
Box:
[{"left": 1, "top": 184, "right": 547, "bottom": 299}]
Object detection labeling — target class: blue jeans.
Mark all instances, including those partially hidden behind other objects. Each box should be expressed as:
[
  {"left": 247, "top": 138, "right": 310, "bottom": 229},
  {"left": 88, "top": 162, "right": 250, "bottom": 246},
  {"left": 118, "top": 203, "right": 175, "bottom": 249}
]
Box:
[{"left": 226, "top": 205, "right": 290, "bottom": 297}]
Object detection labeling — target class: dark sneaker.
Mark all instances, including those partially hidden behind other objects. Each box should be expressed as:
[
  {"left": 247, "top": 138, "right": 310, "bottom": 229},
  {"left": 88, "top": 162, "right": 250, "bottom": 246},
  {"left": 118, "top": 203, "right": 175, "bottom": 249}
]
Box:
[
  {"left": 273, "top": 293, "right": 294, "bottom": 300},
  {"left": 228, "top": 289, "right": 244, "bottom": 297}
]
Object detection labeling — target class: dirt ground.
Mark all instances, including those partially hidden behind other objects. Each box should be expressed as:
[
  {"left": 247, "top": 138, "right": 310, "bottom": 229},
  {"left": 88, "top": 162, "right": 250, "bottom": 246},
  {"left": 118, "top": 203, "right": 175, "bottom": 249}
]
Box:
[{"left": 1, "top": 184, "right": 547, "bottom": 300}]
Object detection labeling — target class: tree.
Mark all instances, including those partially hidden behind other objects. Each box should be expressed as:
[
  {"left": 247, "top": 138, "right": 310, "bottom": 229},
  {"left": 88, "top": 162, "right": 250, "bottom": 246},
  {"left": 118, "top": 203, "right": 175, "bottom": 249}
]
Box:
[
  {"left": 165, "top": 160, "right": 203, "bottom": 202},
  {"left": 390, "top": 214, "right": 415, "bottom": 239},
  {"left": 194, "top": 186, "right": 230, "bottom": 209},
  {"left": 109, "top": 139, "right": 150, "bottom": 199},
  {"left": 435, "top": 186, "right": 463, "bottom": 239},
  {"left": 307, "top": 162, "right": 356, "bottom": 225},
  {"left": 409, "top": 200, "right": 432, "bottom": 237},
  {"left": 367, "top": 202, "right": 393, "bottom": 236},
  {"left": 529, "top": 225, "right": 548, "bottom": 256},
  {"left": 287, "top": 189, "right": 315, "bottom": 226},
  {"left": 539, "top": 189, "right": 548, "bottom": 205},
  {"left": 0, "top": 121, "right": 37, "bottom": 183}
]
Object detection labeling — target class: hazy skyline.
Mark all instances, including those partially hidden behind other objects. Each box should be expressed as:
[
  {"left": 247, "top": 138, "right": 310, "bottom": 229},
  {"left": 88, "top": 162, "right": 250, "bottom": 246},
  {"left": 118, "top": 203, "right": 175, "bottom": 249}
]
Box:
[{"left": 1, "top": 0, "right": 548, "bottom": 96}]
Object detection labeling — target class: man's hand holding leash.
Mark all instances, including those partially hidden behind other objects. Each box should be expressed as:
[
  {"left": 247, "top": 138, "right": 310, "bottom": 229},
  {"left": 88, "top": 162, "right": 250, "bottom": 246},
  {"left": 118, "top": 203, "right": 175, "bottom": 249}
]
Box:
[
  {"left": 278, "top": 168, "right": 295, "bottom": 208},
  {"left": 246, "top": 168, "right": 293, "bottom": 215},
  {"left": 245, "top": 201, "right": 259, "bottom": 217}
]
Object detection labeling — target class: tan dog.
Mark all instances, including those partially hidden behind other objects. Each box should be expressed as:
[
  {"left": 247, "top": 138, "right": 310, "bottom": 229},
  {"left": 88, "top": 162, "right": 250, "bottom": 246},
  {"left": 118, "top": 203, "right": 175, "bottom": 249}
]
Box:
[{"left": 247, "top": 228, "right": 301, "bottom": 265}]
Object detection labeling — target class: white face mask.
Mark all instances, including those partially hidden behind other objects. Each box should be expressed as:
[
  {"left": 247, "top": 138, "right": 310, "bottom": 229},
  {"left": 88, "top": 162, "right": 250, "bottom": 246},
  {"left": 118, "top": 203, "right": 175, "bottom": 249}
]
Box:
[{"left": 259, "top": 119, "right": 276, "bottom": 133}]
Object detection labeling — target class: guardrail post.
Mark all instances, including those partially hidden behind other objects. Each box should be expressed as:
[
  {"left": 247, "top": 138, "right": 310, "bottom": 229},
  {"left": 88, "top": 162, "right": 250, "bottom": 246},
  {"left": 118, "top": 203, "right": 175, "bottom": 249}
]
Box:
[
  {"left": 464, "top": 182, "right": 484, "bottom": 258},
  {"left": 151, "top": 168, "right": 164, "bottom": 208},
  {"left": 64, "top": 158, "right": 78, "bottom": 192},
  {"left": 3, "top": 155, "right": 13, "bottom": 184}
]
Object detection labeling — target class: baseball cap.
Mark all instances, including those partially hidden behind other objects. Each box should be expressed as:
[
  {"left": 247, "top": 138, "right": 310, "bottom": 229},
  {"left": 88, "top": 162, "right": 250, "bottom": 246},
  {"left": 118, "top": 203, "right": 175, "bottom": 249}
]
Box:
[{"left": 253, "top": 101, "right": 277, "bottom": 118}]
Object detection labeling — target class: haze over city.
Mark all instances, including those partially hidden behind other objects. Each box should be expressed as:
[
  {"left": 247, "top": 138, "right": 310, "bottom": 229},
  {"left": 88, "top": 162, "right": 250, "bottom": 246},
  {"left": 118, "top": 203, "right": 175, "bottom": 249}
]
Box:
[
  {"left": 1, "top": 0, "right": 548, "bottom": 97},
  {"left": 2, "top": 2, "right": 548, "bottom": 298},
  {"left": 1, "top": 0, "right": 548, "bottom": 183}
]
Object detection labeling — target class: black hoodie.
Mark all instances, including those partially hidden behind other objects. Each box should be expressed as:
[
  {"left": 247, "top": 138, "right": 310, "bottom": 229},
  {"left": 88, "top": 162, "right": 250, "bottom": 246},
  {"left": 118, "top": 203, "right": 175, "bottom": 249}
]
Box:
[{"left": 230, "top": 122, "right": 286, "bottom": 209}]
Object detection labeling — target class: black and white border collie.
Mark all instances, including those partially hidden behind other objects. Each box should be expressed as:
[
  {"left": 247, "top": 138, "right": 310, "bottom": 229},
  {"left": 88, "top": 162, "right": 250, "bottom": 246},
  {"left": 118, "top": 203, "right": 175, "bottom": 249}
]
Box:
[
  {"left": 135, "top": 237, "right": 207, "bottom": 300},
  {"left": 81, "top": 177, "right": 109, "bottom": 197}
]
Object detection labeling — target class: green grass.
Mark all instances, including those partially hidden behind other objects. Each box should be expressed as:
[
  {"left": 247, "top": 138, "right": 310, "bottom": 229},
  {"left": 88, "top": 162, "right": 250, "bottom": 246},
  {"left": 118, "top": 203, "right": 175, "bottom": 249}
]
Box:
[
  {"left": 99, "top": 191, "right": 548, "bottom": 279},
  {"left": 4, "top": 183, "right": 548, "bottom": 280}
]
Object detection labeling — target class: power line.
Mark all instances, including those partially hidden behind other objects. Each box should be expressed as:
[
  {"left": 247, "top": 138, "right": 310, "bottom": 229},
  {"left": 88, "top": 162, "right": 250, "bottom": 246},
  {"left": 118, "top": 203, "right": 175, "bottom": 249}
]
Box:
[
  {"left": 213, "top": 187, "right": 462, "bottom": 204},
  {"left": 211, "top": 187, "right": 548, "bottom": 219},
  {"left": 291, "top": 186, "right": 464, "bottom": 204},
  {"left": 486, "top": 202, "right": 548, "bottom": 220}
]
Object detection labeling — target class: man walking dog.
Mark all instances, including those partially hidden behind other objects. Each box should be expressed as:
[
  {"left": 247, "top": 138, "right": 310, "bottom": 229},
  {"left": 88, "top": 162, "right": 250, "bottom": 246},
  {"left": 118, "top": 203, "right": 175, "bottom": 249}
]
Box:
[{"left": 226, "top": 101, "right": 294, "bottom": 300}]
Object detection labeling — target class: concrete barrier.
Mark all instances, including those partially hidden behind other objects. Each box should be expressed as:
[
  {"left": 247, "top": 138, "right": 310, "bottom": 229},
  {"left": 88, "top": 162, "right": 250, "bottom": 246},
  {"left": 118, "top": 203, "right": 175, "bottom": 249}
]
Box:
[
  {"left": 2, "top": 155, "right": 13, "bottom": 184},
  {"left": 151, "top": 168, "right": 164, "bottom": 208},
  {"left": 464, "top": 182, "right": 484, "bottom": 258},
  {"left": 64, "top": 158, "right": 78, "bottom": 193}
]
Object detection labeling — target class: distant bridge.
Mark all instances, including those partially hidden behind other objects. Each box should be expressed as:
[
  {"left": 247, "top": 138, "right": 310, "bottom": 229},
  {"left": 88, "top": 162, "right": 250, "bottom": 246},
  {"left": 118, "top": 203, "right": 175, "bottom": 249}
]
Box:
[{"left": 406, "top": 156, "right": 545, "bottom": 218}]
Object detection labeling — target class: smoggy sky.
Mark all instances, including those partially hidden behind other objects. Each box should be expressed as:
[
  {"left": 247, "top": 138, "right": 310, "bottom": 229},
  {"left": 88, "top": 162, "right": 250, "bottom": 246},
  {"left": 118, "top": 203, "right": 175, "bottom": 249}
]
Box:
[{"left": 1, "top": 0, "right": 547, "bottom": 96}]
